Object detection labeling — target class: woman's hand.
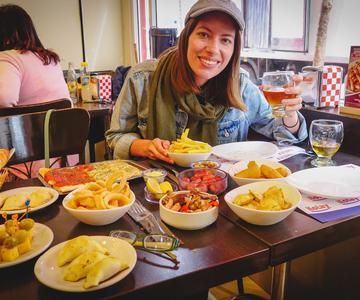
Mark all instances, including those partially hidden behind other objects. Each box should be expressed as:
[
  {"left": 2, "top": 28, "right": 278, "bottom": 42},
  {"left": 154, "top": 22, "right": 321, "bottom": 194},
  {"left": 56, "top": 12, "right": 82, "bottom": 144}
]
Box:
[
  {"left": 283, "top": 85, "right": 303, "bottom": 117},
  {"left": 130, "top": 138, "right": 174, "bottom": 164},
  {"left": 282, "top": 84, "right": 303, "bottom": 133}
]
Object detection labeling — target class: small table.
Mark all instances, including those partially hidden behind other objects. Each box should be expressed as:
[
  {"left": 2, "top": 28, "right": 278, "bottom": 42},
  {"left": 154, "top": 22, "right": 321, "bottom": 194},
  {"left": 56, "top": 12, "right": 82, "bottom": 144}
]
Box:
[{"left": 74, "top": 102, "right": 113, "bottom": 162}]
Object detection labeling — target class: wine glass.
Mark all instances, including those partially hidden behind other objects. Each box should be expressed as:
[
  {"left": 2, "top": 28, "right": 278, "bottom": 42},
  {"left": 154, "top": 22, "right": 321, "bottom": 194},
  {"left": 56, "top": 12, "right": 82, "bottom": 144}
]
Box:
[
  {"left": 262, "top": 71, "right": 297, "bottom": 118},
  {"left": 309, "top": 119, "right": 344, "bottom": 167}
]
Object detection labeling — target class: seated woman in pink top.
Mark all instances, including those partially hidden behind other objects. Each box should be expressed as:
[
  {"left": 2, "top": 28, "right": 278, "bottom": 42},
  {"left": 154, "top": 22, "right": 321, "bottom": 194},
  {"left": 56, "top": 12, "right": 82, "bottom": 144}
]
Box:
[
  {"left": 0, "top": 5, "right": 76, "bottom": 179},
  {"left": 0, "top": 4, "right": 70, "bottom": 107}
]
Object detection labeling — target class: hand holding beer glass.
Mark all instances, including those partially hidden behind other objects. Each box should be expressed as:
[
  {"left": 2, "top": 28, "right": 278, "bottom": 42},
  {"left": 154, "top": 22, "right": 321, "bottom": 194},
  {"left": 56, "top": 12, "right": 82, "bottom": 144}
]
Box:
[
  {"left": 309, "top": 119, "right": 344, "bottom": 167},
  {"left": 262, "top": 71, "right": 298, "bottom": 118}
]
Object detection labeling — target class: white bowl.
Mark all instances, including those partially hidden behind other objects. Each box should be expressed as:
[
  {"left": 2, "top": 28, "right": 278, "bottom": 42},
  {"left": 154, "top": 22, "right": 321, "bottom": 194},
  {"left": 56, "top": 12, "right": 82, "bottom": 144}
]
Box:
[
  {"left": 168, "top": 152, "right": 211, "bottom": 167},
  {"left": 228, "top": 159, "right": 292, "bottom": 186},
  {"left": 62, "top": 189, "right": 135, "bottom": 226},
  {"left": 159, "top": 191, "right": 218, "bottom": 230},
  {"left": 224, "top": 181, "right": 301, "bottom": 226}
]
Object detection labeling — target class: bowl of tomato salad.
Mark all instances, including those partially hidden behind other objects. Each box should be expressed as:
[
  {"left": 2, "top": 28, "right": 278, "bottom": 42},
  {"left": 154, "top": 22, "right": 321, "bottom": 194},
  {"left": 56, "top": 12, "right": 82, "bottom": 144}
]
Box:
[{"left": 178, "top": 168, "right": 228, "bottom": 195}]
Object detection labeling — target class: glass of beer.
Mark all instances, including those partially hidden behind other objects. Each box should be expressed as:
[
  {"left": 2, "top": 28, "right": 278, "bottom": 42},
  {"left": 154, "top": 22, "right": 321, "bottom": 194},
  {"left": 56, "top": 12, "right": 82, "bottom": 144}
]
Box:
[
  {"left": 262, "top": 71, "right": 297, "bottom": 118},
  {"left": 309, "top": 119, "right": 344, "bottom": 167}
]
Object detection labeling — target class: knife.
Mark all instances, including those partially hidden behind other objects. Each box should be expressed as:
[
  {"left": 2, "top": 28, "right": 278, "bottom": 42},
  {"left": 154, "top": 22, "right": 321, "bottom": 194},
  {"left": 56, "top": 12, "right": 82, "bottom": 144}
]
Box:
[{"left": 148, "top": 160, "right": 179, "bottom": 185}]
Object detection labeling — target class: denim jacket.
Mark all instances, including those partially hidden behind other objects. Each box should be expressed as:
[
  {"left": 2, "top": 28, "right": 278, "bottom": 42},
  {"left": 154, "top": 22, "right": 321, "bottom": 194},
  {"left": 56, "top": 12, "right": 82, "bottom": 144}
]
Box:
[{"left": 106, "top": 59, "right": 307, "bottom": 159}]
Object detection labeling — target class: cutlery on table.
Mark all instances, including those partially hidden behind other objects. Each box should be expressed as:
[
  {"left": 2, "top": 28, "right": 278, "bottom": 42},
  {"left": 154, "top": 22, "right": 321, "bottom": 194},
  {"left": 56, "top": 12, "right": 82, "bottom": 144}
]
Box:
[{"left": 127, "top": 200, "right": 181, "bottom": 261}]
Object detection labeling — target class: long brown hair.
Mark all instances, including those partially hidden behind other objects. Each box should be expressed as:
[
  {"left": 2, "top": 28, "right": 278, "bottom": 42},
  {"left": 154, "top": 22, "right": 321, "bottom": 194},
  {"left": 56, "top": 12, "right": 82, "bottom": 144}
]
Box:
[
  {"left": 170, "top": 13, "right": 245, "bottom": 110},
  {"left": 0, "top": 4, "right": 60, "bottom": 65}
]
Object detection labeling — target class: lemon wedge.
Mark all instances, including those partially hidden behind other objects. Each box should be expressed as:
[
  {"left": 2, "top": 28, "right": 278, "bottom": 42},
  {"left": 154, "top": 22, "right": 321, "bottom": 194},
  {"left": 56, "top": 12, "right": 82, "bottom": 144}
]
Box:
[
  {"left": 159, "top": 181, "right": 173, "bottom": 193},
  {"left": 146, "top": 178, "right": 163, "bottom": 194},
  {"left": 146, "top": 171, "right": 163, "bottom": 177}
]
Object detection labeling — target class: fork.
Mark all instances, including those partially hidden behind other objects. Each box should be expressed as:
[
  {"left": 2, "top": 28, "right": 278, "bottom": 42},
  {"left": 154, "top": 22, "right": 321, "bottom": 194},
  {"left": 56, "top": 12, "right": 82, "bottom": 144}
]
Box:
[
  {"left": 128, "top": 200, "right": 173, "bottom": 236},
  {"left": 127, "top": 200, "right": 178, "bottom": 262}
]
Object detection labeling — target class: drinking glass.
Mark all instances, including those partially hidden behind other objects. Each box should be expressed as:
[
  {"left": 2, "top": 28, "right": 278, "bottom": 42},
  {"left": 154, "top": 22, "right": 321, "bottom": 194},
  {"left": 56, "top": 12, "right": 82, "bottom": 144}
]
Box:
[
  {"left": 309, "top": 119, "right": 344, "bottom": 167},
  {"left": 262, "top": 71, "right": 297, "bottom": 118}
]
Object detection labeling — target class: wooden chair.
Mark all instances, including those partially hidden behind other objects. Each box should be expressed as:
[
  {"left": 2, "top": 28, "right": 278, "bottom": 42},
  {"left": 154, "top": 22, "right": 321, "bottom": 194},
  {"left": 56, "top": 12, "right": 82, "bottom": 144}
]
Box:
[
  {"left": 0, "top": 98, "right": 72, "bottom": 117},
  {"left": 0, "top": 108, "right": 90, "bottom": 177}
]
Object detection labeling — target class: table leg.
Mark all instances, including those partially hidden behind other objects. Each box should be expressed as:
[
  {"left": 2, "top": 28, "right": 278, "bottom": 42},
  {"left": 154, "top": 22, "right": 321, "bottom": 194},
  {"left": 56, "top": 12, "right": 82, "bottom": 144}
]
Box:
[{"left": 270, "top": 262, "right": 290, "bottom": 300}]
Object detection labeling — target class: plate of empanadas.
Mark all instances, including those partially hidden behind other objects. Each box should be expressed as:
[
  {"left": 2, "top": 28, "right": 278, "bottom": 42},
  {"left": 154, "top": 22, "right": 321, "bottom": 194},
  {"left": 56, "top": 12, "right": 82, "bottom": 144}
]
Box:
[
  {"left": 34, "top": 235, "right": 137, "bottom": 292},
  {"left": 0, "top": 187, "right": 59, "bottom": 214}
]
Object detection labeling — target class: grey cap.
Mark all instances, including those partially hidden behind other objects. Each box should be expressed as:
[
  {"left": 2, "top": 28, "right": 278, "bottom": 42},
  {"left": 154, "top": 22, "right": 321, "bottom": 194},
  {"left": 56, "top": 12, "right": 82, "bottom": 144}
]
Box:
[{"left": 185, "top": 0, "right": 245, "bottom": 31}]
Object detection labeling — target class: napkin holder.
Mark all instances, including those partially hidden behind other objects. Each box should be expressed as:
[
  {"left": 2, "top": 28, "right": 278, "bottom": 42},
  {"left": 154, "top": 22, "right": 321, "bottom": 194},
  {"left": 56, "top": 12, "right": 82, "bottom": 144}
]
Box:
[{"left": 301, "top": 65, "right": 343, "bottom": 108}]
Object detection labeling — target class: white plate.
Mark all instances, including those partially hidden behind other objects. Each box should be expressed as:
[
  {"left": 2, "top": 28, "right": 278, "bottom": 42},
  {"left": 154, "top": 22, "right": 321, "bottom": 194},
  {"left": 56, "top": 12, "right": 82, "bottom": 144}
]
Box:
[
  {"left": 287, "top": 166, "right": 360, "bottom": 199},
  {"left": 212, "top": 141, "right": 278, "bottom": 161},
  {"left": 0, "top": 187, "right": 59, "bottom": 214},
  {"left": 34, "top": 236, "right": 137, "bottom": 292},
  {"left": 0, "top": 223, "right": 54, "bottom": 268}
]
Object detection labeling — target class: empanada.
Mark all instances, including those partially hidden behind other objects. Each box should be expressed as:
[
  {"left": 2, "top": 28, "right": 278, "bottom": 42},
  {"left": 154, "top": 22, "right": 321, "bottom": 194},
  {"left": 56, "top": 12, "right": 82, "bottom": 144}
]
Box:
[
  {"left": 83, "top": 257, "right": 129, "bottom": 289},
  {"left": 57, "top": 236, "right": 108, "bottom": 267}
]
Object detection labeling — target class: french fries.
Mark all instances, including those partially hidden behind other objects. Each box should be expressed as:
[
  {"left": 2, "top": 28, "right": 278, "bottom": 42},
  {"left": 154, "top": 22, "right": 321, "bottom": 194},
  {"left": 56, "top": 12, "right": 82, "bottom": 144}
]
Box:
[
  {"left": 234, "top": 161, "right": 289, "bottom": 179},
  {"left": 233, "top": 186, "right": 292, "bottom": 211},
  {"left": 67, "top": 171, "right": 132, "bottom": 210},
  {"left": 347, "top": 60, "right": 360, "bottom": 92},
  {"left": 169, "top": 128, "right": 212, "bottom": 154}
]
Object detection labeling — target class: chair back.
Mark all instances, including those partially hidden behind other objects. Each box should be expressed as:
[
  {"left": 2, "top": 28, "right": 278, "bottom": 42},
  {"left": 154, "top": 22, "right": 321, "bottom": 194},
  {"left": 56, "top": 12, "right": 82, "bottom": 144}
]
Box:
[
  {"left": 0, "top": 108, "right": 90, "bottom": 165},
  {"left": 0, "top": 99, "right": 72, "bottom": 117}
]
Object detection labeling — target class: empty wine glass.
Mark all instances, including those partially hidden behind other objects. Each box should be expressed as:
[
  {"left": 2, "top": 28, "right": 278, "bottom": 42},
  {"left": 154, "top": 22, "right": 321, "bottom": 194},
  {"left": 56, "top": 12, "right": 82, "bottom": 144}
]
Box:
[
  {"left": 262, "top": 71, "right": 297, "bottom": 118},
  {"left": 309, "top": 119, "right": 344, "bottom": 167}
]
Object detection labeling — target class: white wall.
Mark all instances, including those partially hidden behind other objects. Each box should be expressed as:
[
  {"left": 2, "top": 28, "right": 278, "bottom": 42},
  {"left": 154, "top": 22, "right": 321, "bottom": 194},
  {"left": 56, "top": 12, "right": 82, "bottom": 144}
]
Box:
[
  {"left": 305, "top": 0, "right": 360, "bottom": 62},
  {"left": 0, "top": 0, "right": 130, "bottom": 70},
  {"left": 2, "top": 0, "right": 358, "bottom": 69},
  {"left": 82, "top": 0, "right": 124, "bottom": 71}
]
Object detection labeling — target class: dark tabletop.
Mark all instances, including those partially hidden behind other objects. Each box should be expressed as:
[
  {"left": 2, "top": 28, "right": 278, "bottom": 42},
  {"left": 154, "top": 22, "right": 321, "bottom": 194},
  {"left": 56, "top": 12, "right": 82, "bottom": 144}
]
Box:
[
  {"left": 74, "top": 102, "right": 113, "bottom": 118},
  {"left": 0, "top": 177, "right": 269, "bottom": 300},
  {"left": 219, "top": 151, "right": 360, "bottom": 265}
]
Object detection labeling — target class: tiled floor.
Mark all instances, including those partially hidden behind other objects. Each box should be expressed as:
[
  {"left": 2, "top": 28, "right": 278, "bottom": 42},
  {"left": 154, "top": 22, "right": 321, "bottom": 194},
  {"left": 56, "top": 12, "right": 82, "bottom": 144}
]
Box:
[{"left": 209, "top": 278, "right": 270, "bottom": 300}]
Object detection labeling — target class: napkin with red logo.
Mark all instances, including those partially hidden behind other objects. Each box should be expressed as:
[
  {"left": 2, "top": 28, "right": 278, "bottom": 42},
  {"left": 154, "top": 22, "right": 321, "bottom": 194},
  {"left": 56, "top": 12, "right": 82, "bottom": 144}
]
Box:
[
  {"left": 97, "top": 75, "right": 112, "bottom": 101},
  {"left": 297, "top": 164, "right": 360, "bottom": 223}
]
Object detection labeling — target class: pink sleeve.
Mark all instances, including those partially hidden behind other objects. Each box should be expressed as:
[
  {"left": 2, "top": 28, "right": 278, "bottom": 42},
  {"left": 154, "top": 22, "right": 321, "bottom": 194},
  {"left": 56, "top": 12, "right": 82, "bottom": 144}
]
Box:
[{"left": 0, "top": 54, "right": 21, "bottom": 107}]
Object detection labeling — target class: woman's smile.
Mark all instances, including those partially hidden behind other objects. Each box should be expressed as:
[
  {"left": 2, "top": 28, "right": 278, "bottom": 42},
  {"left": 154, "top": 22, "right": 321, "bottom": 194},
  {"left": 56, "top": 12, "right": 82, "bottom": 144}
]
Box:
[{"left": 187, "top": 12, "right": 236, "bottom": 87}]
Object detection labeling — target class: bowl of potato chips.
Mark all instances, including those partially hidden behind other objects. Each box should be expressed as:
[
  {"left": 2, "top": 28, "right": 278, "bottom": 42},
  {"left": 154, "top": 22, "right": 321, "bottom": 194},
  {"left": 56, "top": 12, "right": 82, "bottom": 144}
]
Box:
[
  {"left": 224, "top": 181, "right": 301, "bottom": 225},
  {"left": 228, "top": 159, "right": 291, "bottom": 186},
  {"left": 62, "top": 172, "right": 135, "bottom": 226},
  {"left": 168, "top": 129, "right": 212, "bottom": 167}
]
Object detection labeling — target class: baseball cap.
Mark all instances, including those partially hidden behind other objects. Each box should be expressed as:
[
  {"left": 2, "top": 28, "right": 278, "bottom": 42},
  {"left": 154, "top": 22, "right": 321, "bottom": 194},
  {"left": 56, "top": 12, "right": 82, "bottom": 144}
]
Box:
[{"left": 185, "top": 0, "right": 245, "bottom": 31}]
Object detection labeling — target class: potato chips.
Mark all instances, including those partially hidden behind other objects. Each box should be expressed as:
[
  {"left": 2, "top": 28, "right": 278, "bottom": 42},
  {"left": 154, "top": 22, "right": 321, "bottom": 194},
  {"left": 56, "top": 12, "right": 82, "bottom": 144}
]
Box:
[
  {"left": 234, "top": 161, "right": 289, "bottom": 179},
  {"left": 169, "top": 128, "right": 212, "bottom": 153},
  {"left": 67, "top": 172, "right": 132, "bottom": 210},
  {"left": 233, "top": 186, "right": 292, "bottom": 211}
]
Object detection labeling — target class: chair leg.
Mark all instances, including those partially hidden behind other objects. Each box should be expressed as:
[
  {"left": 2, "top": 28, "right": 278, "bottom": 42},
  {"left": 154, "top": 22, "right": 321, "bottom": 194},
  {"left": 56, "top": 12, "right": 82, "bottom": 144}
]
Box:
[
  {"left": 237, "top": 277, "right": 245, "bottom": 293},
  {"left": 89, "top": 141, "right": 96, "bottom": 162}
]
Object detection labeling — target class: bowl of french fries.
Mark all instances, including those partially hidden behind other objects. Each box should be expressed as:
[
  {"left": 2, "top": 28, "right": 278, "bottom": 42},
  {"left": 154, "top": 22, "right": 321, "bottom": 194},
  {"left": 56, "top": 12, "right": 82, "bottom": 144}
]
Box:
[
  {"left": 62, "top": 172, "right": 135, "bottom": 226},
  {"left": 228, "top": 159, "right": 292, "bottom": 186},
  {"left": 168, "top": 129, "right": 212, "bottom": 167},
  {"left": 224, "top": 181, "right": 301, "bottom": 225}
]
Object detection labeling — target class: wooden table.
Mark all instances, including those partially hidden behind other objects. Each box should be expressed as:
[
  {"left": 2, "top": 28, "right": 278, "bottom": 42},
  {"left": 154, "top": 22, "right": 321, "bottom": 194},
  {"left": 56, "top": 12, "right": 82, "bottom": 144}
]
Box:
[
  {"left": 0, "top": 178, "right": 269, "bottom": 300},
  {"left": 219, "top": 151, "right": 360, "bottom": 299},
  {"left": 74, "top": 102, "right": 113, "bottom": 162}
]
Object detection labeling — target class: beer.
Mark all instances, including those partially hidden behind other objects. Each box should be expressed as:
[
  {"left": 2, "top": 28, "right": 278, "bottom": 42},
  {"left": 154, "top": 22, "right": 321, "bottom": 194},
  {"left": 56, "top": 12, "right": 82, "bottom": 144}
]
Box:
[
  {"left": 311, "top": 141, "right": 341, "bottom": 158},
  {"left": 262, "top": 88, "right": 297, "bottom": 106}
]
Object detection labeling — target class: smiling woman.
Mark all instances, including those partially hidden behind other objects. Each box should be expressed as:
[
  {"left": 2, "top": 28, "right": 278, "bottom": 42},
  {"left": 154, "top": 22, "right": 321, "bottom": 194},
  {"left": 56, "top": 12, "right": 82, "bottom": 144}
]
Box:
[
  {"left": 106, "top": 0, "right": 308, "bottom": 163},
  {"left": 187, "top": 12, "right": 236, "bottom": 87}
]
